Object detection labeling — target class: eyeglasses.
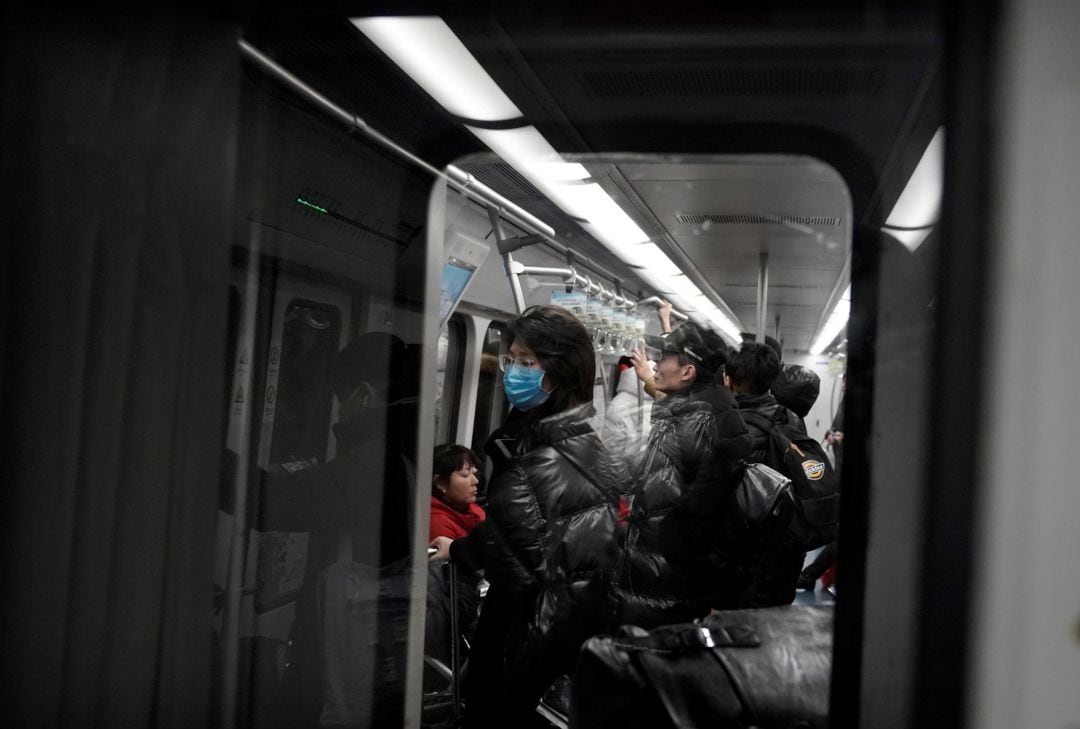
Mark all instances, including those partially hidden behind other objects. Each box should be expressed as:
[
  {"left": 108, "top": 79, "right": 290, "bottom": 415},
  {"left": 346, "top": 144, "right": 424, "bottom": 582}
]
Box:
[{"left": 499, "top": 354, "right": 542, "bottom": 372}]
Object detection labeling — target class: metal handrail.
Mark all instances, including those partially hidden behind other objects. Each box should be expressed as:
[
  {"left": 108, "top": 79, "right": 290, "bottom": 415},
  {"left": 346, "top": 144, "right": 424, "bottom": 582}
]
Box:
[{"left": 238, "top": 39, "right": 555, "bottom": 242}]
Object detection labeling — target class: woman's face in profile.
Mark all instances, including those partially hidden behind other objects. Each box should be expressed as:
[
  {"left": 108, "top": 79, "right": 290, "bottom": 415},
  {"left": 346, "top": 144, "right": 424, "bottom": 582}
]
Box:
[{"left": 439, "top": 462, "right": 479, "bottom": 509}]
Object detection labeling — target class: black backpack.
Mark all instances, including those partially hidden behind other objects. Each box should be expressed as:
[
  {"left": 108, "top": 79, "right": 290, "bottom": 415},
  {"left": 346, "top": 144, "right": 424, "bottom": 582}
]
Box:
[{"left": 741, "top": 410, "right": 840, "bottom": 550}]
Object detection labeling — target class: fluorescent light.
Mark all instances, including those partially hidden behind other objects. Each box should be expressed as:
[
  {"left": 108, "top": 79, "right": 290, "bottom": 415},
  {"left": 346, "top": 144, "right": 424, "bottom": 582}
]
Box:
[
  {"left": 356, "top": 16, "right": 741, "bottom": 324},
  {"left": 885, "top": 127, "right": 944, "bottom": 252},
  {"left": 687, "top": 293, "right": 713, "bottom": 312},
  {"left": 533, "top": 162, "right": 590, "bottom": 182},
  {"left": 665, "top": 292, "right": 691, "bottom": 312},
  {"left": 466, "top": 126, "right": 563, "bottom": 176},
  {"left": 351, "top": 17, "right": 522, "bottom": 122},
  {"left": 466, "top": 126, "right": 651, "bottom": 247},
  {"left": 637, "top": 269, "right": 676, "bottom": 294},
  {"left": 625, "top": 243, "right": 683, "bottom": 276},
  {"left": 672, "top": 278, "right": 704, "bottom": 301},
  {"left": 705, "top": 309, "right": 742, "bottom": 341},
  {"left": 809, "top": 285, "right": 851, "bottom": 355}
]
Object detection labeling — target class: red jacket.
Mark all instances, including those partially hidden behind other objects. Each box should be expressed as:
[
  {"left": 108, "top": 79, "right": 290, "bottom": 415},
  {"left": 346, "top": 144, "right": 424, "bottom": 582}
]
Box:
[{"left": 429, "top": 496, "right": 486, "bottom": 541}]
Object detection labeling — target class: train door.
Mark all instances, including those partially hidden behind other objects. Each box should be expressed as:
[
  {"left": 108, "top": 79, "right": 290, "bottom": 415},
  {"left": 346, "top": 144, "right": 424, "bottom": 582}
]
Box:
[
  {"left": 215, "top": 267, "right": 358, "bottom": 725},
  {"left": 210, "top": 49, "right": 445, "bottom": 728}
]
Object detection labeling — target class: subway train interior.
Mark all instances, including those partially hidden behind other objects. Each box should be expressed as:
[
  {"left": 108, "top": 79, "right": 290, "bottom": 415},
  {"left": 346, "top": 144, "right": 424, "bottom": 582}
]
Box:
[{"left": 3, "top": 2, "right": 1078, "bottom": 728}]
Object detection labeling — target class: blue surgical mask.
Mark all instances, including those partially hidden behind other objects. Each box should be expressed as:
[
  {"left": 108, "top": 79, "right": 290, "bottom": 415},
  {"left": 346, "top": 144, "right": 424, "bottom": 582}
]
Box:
[{"left": 503, "top": 364, "right": 551, "bottom": 411}]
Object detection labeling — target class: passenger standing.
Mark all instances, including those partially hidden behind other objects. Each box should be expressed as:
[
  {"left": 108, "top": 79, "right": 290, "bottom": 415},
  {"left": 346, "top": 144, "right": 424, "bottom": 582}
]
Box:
[
  {"left": 602, "top": 356, "right": 654, "bottom": 466},
  {"left": 428, "top": 305, "right": 621, "bottom": 729},
  {"left": 746, "top": 333, "right": 822, "bottom": 429},
  {"left": 615, "top": 322, "right": 752, "bottom": 628},
  {"left": 724, "top": 342, "right": 808, "bottom": 607},
  {"left": 799, "top": 374, "right": 845, "bottom": 590}
]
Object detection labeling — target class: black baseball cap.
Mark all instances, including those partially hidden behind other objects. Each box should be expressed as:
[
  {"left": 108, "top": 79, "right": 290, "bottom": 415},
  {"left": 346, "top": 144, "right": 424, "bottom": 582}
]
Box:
[{"left": 645, "top": 321, "right": 729, "bottom": 372}]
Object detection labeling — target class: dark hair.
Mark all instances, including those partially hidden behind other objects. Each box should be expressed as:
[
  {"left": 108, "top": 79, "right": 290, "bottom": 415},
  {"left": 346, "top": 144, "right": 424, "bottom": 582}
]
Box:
[
  {"left": 505, "top": 305, "right": 595, "bottom": 412},
  {"left": 739, "top": 332, "right": 783, "bottom": 363},
  {"left": 432, "top": 444, "right": 478, "bottom": 496},
  {"left": 726, "top": 342, "right": 781, "bottom": 394}
]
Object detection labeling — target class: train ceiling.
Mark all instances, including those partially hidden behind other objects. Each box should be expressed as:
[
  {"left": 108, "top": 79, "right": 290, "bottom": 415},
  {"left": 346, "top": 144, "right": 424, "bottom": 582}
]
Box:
[{"left": 243, "top": 4, "right": 942, "bottom": 351}]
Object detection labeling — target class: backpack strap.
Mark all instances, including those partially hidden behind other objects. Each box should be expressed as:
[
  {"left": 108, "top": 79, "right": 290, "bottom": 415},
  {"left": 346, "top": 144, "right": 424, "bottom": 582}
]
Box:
[
  {"left": 740, "top": 410, "right": 784, "bottom": 443},
  {"left": 610, "top": 624, "right": 760, "bottom": 655},
  {"left": 741, "top": 410, "right": 807, "bottom": 460}
]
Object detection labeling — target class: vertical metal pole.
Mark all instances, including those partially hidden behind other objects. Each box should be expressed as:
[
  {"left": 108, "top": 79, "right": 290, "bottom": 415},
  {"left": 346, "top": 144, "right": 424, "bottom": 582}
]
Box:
[
  {"left": 447, "top": 562, "right": 461, "bottom": 719},
  {"left": 220, "top": 232, "right": 262, "bottom": 729},
  {"left": 488, "top": 207, "right": 526, "bottom": 314},
  {"left": 756, "top": 252, "right": 769, "bottom": 343},
  {"left": 636, "top": 366, "right": 645, "bottom": 440}
]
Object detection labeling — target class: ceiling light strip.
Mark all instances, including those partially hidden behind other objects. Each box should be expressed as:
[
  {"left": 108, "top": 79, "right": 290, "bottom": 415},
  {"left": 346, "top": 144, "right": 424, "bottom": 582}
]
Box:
[
  {"left": 354, "top": 16, "right": 744, "bottom": 340},
  {"left": 351, "top": 17, "right": 523, "bottom": 122}
]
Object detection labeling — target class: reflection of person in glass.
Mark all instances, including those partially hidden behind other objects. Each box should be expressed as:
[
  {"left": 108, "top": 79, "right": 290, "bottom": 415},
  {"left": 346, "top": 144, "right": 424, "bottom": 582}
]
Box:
[
  {"left": 429, "top": 305, "right": 622, "bottom": 728},
  {"left": 221, "top": 332, "right": 419, "bottom": 728}
]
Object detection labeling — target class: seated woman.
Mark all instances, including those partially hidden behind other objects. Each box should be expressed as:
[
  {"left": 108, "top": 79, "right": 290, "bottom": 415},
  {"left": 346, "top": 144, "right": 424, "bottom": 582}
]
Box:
[{"left": 429, "top": 444, "right": 485, "bottom": 540}]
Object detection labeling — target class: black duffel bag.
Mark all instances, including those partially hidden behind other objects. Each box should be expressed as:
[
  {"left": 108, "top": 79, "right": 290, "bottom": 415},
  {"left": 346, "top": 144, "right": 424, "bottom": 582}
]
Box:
[{"left": 570, "top": 605, "right": 832, "bottom": 729}]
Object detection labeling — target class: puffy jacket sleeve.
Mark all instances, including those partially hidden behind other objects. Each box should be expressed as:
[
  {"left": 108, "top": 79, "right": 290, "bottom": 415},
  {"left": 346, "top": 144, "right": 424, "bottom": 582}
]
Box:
[
  {"left": 672, "top": 409, "right": 721, "bottom": 484},
  {"left": 487, "top": 462, "right": 547, "bottom": 581},
  {"left": 450, "top": 462, "right": 545, "bottom": 588}
]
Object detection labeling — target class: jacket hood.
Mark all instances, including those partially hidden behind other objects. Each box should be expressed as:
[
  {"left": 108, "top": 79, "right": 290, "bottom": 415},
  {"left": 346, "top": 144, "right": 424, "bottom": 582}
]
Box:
[{"left": 772, "top": 364, "right": 820, "bottom": 417}]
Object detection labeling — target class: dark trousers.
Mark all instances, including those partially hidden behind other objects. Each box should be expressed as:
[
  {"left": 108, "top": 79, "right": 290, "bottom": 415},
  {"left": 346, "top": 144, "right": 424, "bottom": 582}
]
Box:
[{"left": 463, "top": 587, "right": 554, "bottom": 729}]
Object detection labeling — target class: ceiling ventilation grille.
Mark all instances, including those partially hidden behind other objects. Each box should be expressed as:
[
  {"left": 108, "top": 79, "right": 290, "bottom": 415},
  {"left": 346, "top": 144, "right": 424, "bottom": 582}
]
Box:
[
  {"left": 581, "top": 66, "right": 886, "bottom": 98},
  {"left": 675, "top": 213, "right": 842, "bottom": 227}
]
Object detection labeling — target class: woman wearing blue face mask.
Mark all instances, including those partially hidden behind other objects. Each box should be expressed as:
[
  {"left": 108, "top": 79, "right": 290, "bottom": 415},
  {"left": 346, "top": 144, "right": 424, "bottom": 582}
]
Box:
[{"left": 429, "top": 305, "right": 622, "bottom": 728}]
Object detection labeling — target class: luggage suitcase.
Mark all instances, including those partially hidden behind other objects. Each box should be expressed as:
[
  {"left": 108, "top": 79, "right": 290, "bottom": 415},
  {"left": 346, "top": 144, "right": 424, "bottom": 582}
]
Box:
[{"left": 570, "top": 604, "right": 833, "bottom": 729}]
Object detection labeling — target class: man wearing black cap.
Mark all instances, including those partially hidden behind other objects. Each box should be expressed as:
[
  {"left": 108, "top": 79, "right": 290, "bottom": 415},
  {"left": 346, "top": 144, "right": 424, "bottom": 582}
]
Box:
[{"left": 613, "top": 322, "right": 752, "bottom": 628}]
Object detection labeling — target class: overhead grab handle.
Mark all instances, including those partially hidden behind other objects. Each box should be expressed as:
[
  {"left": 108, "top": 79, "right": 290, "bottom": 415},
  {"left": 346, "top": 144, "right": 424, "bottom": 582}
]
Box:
[
  {"left": 494, "top": 232, "right": 547, "bottom": 257},
  {"left": 637, "top": 296, "right": 690, "bottom": 322}
]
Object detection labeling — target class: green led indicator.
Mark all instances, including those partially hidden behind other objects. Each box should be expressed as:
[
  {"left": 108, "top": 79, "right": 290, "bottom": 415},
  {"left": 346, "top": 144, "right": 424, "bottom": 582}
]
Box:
[{"left": 296, "top": 197, "right": 328, "bottom": 214}]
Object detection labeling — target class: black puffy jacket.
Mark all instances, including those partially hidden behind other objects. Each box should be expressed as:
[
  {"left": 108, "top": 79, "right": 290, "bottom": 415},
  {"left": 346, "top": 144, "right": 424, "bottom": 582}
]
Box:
[
  {"left": 615, "top": 383, "right": 751, "bottom": 628},
  {"left": 450, "top": 402, "right": 622, "bottom": 696}
]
